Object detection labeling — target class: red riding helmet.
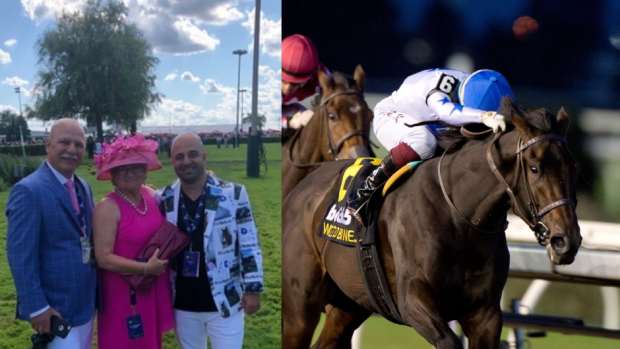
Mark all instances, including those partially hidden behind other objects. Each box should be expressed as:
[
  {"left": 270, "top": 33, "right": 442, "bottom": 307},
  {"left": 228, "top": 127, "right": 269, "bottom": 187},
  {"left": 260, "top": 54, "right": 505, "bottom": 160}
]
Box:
[{"left": 282, "top": 34, "right": 319, "bottom": 84}]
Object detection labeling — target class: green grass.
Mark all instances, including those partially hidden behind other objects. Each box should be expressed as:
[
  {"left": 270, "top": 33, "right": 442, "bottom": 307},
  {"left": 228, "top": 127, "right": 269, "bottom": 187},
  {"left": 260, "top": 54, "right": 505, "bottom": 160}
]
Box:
[
  {"left": 346, "top": 316, "right": 620, "bottom": 349},
  {"left": 0, "top": 143, "right": 281, "bottom": 349},
  {"left": 311, "top": 277, "right": 620, "bottom": 348},
  {"left": 595, "top": 159, "right": 620, "bottom": 220}
]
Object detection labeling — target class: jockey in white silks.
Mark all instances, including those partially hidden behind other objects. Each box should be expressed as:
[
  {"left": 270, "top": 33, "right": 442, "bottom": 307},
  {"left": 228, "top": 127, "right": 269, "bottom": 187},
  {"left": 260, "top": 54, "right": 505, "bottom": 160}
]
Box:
[{"left": 347, "top": 68, "right": 515, "bottom": 225}]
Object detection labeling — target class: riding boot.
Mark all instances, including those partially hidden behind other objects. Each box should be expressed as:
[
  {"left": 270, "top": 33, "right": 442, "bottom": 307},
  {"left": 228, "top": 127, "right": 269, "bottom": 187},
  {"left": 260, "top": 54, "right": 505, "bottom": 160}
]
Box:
[{"left": 348, "top": 155, "right": 397, "bottom": 226}]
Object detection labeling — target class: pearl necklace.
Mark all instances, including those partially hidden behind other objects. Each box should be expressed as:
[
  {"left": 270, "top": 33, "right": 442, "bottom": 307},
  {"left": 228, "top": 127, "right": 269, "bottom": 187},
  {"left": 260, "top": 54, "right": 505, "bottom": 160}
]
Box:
[{"left": 115, "top": 189, "right": 148, "bottom": 216}]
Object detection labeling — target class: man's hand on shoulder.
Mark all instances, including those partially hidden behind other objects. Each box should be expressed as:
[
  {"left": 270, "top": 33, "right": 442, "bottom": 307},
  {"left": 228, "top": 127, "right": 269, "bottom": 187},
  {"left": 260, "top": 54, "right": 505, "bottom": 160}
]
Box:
[
  {"left": 241, "top": 293, "right": 261, "bottom": 315},
  {"left": 31, "top": 307, "right": 61, "bottom": 334}
]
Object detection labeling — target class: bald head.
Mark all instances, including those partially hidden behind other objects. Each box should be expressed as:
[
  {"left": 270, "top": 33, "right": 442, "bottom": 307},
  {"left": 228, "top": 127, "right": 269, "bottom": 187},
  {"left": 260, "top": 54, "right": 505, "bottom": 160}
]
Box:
[
  {"left": 49, "top": 118, "right": 84, "bottom": 142},
  {"left": 46, "top": 118, "right": 85, "bottom": 178},
  {"left": 171, "top": 132, "right": 203, "bottom": 155},
  {"left": 171, "top": 133, "right": 207, "bottom": 185}
]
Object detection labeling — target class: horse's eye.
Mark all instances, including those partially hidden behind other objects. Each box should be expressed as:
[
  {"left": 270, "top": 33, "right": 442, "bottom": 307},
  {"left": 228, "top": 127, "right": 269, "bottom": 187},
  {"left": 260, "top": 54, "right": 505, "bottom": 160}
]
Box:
[
  {"left": 530, "top": 166, "right": 539, "bottom": 174},
  {"left": 328, "top": 112, "right": 337, "bottom": 120}
]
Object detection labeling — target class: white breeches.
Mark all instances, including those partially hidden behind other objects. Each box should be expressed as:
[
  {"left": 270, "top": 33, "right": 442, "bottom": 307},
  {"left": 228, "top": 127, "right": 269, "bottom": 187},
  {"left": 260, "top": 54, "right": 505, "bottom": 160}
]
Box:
[{"left": 373, "top": 99, "right": 437, "bottom": 160}]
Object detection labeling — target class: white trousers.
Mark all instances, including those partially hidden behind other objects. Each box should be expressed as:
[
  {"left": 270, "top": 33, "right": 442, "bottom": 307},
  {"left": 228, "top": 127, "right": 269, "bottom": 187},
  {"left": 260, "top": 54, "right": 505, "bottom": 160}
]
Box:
[
  {"left": 373, "top": 99, "right": 437, "bottom": 160},
  {"left": 175, "top": 309, "right": 244, "bottom": 349},
  {"left": 48, "top": 318, "right": 93, "bottom": 349}
]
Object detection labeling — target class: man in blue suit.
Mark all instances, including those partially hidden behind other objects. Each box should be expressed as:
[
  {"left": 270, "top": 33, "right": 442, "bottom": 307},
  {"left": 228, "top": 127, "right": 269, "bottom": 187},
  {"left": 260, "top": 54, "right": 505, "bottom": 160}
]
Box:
[{"left": 6, "top": 118, "right": 97, "bottom": 348}]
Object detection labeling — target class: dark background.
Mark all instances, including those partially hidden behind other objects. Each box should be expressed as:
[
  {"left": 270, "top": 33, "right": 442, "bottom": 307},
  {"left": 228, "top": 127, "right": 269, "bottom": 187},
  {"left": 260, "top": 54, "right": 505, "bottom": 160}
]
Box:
[
  {"left": 283, "top": 0, "right": 620, "bottom": 109},
  {"left": 283, "top": 0, "right": 620, "bottom": 219}
]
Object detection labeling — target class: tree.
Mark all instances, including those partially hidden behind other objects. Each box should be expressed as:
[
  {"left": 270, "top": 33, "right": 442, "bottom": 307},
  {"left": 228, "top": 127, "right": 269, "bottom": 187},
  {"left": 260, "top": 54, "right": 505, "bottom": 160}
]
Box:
[
  {"left": 0, "top": 110, "right": 30, "bottom": 142},
  {"left": 242, "top": 113, "right": 267, "bottom": 131},
  {"left": 33, "top": 0, "right": 160, "bottom": 141}
]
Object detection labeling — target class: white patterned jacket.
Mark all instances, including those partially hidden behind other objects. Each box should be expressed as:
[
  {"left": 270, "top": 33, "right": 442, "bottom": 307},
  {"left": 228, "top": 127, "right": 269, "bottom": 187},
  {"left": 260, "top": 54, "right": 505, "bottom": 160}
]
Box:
[{"left": 160, "top": 173, "right": 264, "bottom": 318}]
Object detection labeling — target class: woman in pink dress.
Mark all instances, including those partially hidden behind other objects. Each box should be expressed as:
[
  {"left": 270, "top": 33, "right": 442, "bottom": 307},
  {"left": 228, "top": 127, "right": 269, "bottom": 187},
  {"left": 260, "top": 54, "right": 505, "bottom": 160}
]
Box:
[{"left": 93, "top": 134, "right": 174, "bottom": 348}]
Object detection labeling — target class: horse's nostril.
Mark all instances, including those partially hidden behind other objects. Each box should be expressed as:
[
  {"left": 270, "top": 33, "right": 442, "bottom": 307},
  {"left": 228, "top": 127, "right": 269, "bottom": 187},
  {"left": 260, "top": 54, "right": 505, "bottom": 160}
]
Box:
[{"left": 550, "top": 236, "right": 568, "bottom": 253}]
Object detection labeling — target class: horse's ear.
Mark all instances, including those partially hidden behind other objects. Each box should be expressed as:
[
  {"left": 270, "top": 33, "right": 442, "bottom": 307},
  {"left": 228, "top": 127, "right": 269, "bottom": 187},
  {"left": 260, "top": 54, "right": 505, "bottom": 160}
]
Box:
[
  {"left": 353, "top": 64, "right": 365, "bottom": 91},
  {"left": 502, "top": 97, "right": 531, "bottom": 136},
  {"left": 556, "top": 107, "right": 570, "bottom": 136},
  {"left": 318, "top": 69, "right": 334, "bottom": 92}
]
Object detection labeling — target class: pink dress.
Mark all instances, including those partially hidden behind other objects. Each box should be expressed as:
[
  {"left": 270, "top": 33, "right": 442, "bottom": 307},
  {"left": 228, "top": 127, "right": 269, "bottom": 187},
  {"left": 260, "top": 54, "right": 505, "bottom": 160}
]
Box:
[{"left": 98, "top": 186, "right": 174, "bottom": 349}]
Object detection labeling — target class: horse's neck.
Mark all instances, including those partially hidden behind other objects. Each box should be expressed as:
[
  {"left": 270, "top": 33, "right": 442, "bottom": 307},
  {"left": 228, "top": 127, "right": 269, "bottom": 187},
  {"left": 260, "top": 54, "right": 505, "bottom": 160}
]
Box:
[
  {"left": 293, "top": 108, "right": 327, "bottom": 162},
  {"left": 439, "top": 131, "right": 520, "bottom": 231}
]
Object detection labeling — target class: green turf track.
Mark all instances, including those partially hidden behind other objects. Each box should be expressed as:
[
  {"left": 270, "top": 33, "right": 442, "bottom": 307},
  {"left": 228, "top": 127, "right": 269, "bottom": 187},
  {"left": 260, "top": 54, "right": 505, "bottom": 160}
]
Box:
[{"left": 0, "top": 143, "right": 281, "bottom": 349}]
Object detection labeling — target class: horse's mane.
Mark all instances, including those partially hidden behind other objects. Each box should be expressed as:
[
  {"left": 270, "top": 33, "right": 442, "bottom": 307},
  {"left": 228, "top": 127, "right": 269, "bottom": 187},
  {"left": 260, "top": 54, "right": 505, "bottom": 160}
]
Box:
[{"left": 437, "top": 103, "right": 558, "bottom": 153}]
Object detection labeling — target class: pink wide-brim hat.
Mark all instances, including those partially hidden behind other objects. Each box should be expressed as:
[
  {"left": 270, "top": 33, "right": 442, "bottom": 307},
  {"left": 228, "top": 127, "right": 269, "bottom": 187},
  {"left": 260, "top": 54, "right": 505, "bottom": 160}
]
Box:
[{"left": 94, "top": 134, "right": 162, "bottom": 180}]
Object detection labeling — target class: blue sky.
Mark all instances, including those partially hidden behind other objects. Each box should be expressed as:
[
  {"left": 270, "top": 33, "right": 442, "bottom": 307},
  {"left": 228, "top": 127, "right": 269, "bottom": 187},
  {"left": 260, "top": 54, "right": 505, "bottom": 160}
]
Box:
[{"left": 0, "top": 0, "right": 281, "bottom": 131}]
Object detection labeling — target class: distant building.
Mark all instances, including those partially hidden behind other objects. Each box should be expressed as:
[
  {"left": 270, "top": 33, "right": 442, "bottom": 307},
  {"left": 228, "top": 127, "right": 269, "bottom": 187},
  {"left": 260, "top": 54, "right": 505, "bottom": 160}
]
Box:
[{"left": 30, "top": 130, "right": 49, "bottom": 142}]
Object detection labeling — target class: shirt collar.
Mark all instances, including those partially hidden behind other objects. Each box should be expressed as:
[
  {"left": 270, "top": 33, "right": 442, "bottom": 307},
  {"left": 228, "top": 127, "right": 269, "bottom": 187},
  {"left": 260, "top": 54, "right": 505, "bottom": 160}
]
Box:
[{"left": 46, "top": 161, "right": 75, "bottom": 185}]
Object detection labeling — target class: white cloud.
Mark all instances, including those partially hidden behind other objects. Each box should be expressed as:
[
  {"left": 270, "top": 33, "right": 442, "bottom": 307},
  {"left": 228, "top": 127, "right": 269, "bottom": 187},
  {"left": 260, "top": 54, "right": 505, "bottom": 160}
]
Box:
[
  {"left": 4, "top": 39, "right": 17, "bottom": 47},
  {"left": 20, "top": 0, "right": 85, "bottom": 21},
  {"left": 143, "top": 97, "right": 229, "bottom": 126},
  {"left": 130, "top": 11, "right": 220, "bottom": 55},
  {"left": 256, "top": 64, "right": 281, "bottom": 129},
  {"left": 203, "top": 64, "right": 280, "bottom": 129},
  {"left": 242, "top": 9, "right": 281, "bottom": 58},
  {"left": 20, "top": 1, "right": 243, "bottom": 55},
  {"left": 172, "top": 18, "right": 220, "bottom": 52},
  {"left": 2, "top": 76, "right": 33, "bottom": 97},
  {"left": 200, "top": 79, "right": 226, "bottom": 94},
  {"left": 164, "top": 73, "right": 177, "bottom": 81},
  {"left": 146, "top": 64, "right": 280, "bottom": 129},
  {"left": 205, "top": 3, "right": 244, "bottom": 26},
  {"left": 133, "top": 0, "right": 244, "bottom": 26},
  {"left": 2, "top": 76, "right": 29, "bottom": 88},
  {"left": 180, "top": 71, "right": 201, "bottom": 83},
  {"left": 125, "top": 1, "right": 232, "bottom": 55},
  {"left": 0, "top": 104, "right": 18, "bottom": 113},
  {"left": 0, "top": 49, "right": 11, "bottom": 64}
]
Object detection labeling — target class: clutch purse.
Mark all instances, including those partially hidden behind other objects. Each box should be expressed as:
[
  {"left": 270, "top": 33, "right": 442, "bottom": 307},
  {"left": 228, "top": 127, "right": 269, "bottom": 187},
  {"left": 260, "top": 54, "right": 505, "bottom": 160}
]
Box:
[{"left": 123, "top": 220, "right": 190, "bottom": 291}]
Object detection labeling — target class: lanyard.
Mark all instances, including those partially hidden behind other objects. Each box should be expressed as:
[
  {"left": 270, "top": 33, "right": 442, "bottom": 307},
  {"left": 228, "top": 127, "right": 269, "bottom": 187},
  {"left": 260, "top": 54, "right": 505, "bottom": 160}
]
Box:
[
  {"left": 129, "top": 288, "right": 138, "bottom": 314},
  {"left": 73, "top": 179, "right": 87, "bottom": 237},
  {"left": 179, "top": 181, "right": 209, "bottom": 250}
]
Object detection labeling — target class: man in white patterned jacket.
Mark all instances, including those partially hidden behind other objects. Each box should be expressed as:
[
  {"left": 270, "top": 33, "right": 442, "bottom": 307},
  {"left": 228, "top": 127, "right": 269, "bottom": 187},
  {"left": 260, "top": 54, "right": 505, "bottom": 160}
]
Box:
[{"left": 161, "top": 132, "right": 263, "bottom": 349}]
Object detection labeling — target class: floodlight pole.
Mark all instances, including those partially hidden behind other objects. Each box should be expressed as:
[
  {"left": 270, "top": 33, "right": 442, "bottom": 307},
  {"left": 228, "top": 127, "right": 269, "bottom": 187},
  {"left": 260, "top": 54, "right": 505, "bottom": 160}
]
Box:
[
  {"left": 246, "top": 0, "right": 261, "bottom": 177},
  {"left": 233, "top": 49, "right": 248, "bottom": 148}
]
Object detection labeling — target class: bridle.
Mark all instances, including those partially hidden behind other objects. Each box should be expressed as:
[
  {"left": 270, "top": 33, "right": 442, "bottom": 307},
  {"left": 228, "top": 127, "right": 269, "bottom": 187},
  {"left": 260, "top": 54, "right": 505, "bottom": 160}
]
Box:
[
  {"left": 287, "top": 88, "right": 369, "bottom": 168},
  {"left": 439, "top": 130, "right": 575, "bottom": 246}
]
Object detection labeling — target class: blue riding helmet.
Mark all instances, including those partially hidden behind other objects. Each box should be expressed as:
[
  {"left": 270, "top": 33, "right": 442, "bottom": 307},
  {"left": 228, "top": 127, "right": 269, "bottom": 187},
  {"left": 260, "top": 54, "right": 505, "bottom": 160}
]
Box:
[{"left": 458, "top": 69, "right": 514, "bottom": 111}]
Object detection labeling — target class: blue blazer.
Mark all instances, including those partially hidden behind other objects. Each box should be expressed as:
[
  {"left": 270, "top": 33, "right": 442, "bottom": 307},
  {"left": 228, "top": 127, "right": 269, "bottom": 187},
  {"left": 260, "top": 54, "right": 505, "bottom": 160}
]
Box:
[{"left": 6, "top": 163, "right": 97, "bottom": 326}]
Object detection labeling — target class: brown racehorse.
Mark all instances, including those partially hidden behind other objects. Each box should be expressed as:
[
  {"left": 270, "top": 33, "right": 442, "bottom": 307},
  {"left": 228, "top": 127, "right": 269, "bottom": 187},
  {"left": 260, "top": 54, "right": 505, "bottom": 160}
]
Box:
[
  {"left": 282, "top": 99, "right": 582, "bottom": 349},
  {"left": 282, "top": 65, "right": 374, "bottom": 197}
]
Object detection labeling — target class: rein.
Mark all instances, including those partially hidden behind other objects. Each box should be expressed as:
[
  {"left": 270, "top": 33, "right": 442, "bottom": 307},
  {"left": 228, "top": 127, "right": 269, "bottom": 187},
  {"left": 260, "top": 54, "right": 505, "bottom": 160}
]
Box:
[
  {"left": 287, "top": 89, "right": 369, "bottom": 168},
  {"left": 438, "top": 130, "right": 573, "bottom": 245}
]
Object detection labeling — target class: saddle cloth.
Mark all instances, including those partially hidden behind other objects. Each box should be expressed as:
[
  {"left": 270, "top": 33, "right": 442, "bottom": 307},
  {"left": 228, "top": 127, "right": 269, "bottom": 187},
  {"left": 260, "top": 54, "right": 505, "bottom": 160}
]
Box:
[
  {"left": 317, "top": 158, "right": 380, "bottom": 247},
  {"left": 317, "top": 157, "right": 422, "bottom": 247},
  {"left": 317, "top": 157, "right": 422, "bottom": 324}
]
